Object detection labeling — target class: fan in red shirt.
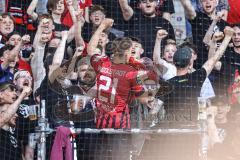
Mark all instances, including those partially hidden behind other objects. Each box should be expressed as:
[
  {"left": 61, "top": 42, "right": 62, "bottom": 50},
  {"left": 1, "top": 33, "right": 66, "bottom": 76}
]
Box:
[
  {"left": 87, "top": 18, "right": 157, "bottom": 129},
  {"left": 62, "top": 0, "right": 92, "bottom": 27},
  {"left": 227, "top": 0, "right": 240, "bottom": 24}
]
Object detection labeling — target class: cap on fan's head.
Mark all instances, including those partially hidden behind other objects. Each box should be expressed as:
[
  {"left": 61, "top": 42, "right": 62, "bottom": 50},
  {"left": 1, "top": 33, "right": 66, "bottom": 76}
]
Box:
[
  {"left": 0, "top": 81, "right": 16, "bottom": 92},
  {"left": 173, "top": 46, "right": 192, "bottom": 68}
]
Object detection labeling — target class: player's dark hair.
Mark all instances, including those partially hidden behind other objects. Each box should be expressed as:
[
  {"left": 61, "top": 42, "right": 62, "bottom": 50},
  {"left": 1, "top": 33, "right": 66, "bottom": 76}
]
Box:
[{"left": 108, "top": 37, "right": 132, "bottom": 55}]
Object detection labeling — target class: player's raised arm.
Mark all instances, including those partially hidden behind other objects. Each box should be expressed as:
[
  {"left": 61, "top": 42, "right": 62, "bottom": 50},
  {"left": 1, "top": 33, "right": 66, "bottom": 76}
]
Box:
[
  {"left": 87, "top": 18, "right": 114, "bottom": 57},
  {"left": 203, "top": 26, "right": 234, "bottom": 76}
]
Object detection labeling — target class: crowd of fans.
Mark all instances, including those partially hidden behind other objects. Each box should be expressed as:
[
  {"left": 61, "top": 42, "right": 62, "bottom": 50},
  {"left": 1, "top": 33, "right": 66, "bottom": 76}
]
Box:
[{"left": 0, "top": 0, "right": 240, "bottom": 160}]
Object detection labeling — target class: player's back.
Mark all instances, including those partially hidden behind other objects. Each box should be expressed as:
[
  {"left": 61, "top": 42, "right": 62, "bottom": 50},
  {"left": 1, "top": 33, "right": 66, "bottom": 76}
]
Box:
[
  {"left": 95, "top": 61, "right": 139, "bottom": 113},
  {"left": 91, "top": 55, "right": 141, "bottom": 128}
]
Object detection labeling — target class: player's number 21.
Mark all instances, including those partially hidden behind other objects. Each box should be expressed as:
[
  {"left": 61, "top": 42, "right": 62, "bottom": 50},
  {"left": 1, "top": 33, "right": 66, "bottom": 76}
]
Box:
[{"left": 98, "top": 75, "right": 118, "bottom": 104}]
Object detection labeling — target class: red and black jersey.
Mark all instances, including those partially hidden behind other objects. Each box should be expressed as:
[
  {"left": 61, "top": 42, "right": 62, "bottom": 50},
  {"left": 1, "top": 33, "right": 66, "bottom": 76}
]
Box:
[
  {"left": 6, "top": 0, "right": 36, "bottom": 34},
  {"left": 91, "top": 55, "right": 140, "bottom": 129}
]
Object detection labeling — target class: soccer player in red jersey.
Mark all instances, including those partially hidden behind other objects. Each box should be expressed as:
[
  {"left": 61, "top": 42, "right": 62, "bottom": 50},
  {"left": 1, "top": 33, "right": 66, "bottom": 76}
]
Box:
[{"left": 87, "top": 18, "right": 156, "bottom": 129}]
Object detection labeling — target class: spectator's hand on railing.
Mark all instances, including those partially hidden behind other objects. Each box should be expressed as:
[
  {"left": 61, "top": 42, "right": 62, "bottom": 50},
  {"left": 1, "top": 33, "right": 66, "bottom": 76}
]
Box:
[{"left": 156, "top": 29, "right": 168, "bottom": 40}]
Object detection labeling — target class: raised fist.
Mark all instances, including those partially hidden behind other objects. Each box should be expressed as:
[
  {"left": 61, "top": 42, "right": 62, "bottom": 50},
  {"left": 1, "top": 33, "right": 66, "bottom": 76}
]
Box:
[
  {"left": 156, "top": 29, "right": 168, "bottom": 40},
  {"left": 212, "top": 11, "right": 225, "bottom": 21},
  {"left": 100, "top": 18, "right": 114, "bottom": 29},
  {"left": 74, "top": 46, "right": 85, "bottom": 57},
  {"left": 212, "top": 31, "right": 224, "bottom": 42},
  {"left": 22, "top": 35, "right": 31, "bottom": 44},
  {"left": 224, "top": 26, "right": 235, "bottom": 37},
  {"left": 22, "top": 86, "right": 32, "bottom": 98},
  {"left": 75, "top": 10, "right": 85, "bottom": 25}
]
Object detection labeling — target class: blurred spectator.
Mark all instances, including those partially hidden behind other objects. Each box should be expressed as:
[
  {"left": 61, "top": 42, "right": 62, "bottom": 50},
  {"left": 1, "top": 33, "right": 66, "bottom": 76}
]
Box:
[
  {"left": 0, "top": 34, "right": 32, "bottom": 76},
  {"left": 153, "top": 29, "right": 215, "bottom": 99},
  {"left": 197, "top": 0, "right": 229, "bottom": 20},
  {"left": 0, "top": 81, "right": 32, "bottom": 160},
  {"left": 0, "top": 42, "right": 32, "bottom": 83},
  {"left": 165, "top": 29, "right": 232, "bottom": 124},
  {"left": 119, "top": 0, "right": 175, "bottom": 21},
  {"left": 119, "top": 0, "right": 175, "bottom": 58},
  {"left": 82, "top": 5, "right": 105, "bottom": 41},
  {"left": 0, "top": 45, "right": 16, "bottom": 82},
  {"left": 153, "top": 29, "right": 177, "bottom": 80},
  {"left": 13, "top": 70, "right": 37, "bottom": 160},
  {"left": 75, "top": 57, "right": 96, "bottom": 93},
  {"left": 93, "top": 0, "right": 127, "bottom": 31},
  {"left": 6, "top": 32, "right": 33, "bottom": 62},
  {"left": 207, "top": 95, "right": 240, "bottom": 160},
  {"left": 179, "top": 41, "right": 215, "bottom": 100},
  {"left": 31, "top": 23, "right": 54, "bottom": 94},
  {"left": 180, "top": 0, "right": 229, "bottom": 69},
  {"left": 82, "top": 5, "right": 118, "bottom": 42},
  {"left": 0, "top": 13, "right": 15, "bottom": 44},
  {"left": 28, "top": 0, "right": 75, "bottom": 42},
  {"left": 226, "top": 24, "right": 240, "bottom": 105}
]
